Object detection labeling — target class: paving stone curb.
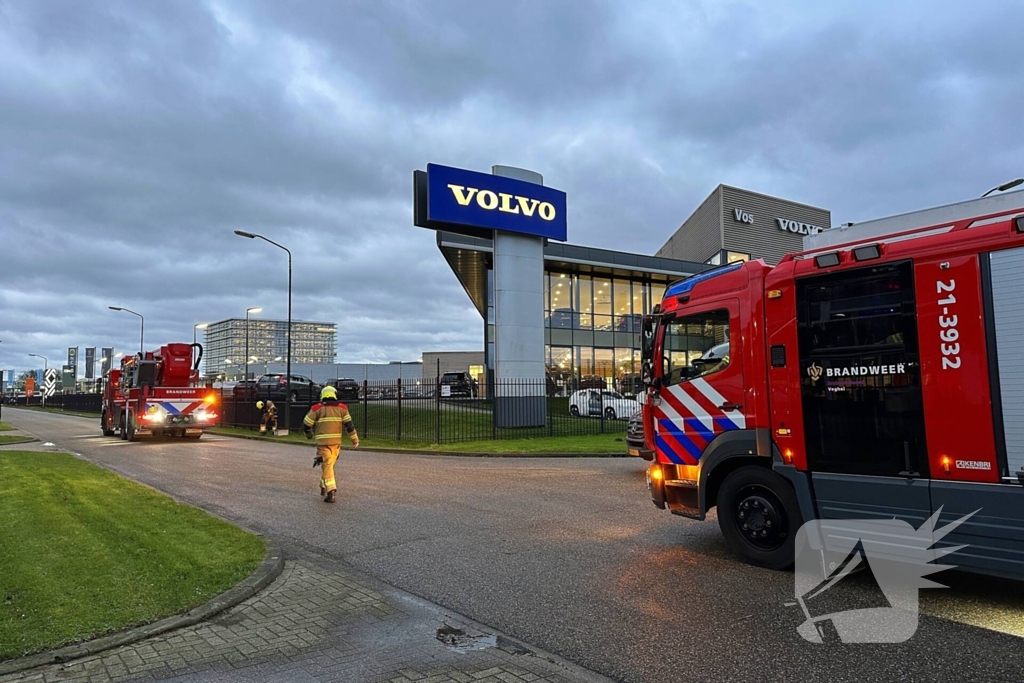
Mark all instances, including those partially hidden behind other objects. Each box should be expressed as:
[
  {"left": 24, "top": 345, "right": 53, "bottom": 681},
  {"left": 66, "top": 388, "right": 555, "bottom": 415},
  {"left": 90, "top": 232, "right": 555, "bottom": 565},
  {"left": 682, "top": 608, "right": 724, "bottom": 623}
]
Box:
[
  {"left": 208, "top": 429, "right": 624, "bottom": 458},
  {"left": 0, "top": 538, "right": 284, "bottom": 677}
]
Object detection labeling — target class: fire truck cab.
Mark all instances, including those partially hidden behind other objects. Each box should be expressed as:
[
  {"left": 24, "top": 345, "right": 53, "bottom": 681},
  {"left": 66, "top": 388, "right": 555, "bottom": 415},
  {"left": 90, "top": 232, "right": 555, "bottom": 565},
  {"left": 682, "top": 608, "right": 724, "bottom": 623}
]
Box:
[{"left": 642, "top": 204, "right": 1024, "bottom": 580}]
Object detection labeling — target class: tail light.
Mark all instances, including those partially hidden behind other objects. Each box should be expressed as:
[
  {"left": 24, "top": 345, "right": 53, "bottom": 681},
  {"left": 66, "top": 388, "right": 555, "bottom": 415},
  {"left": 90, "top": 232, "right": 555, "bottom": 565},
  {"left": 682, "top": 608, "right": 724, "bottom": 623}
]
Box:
[
  {"left": 280, "top": 377, "right": 287, "bottom": 385},
  {"left": 204, "top": 394, "right": 216, "bottom": 404}
]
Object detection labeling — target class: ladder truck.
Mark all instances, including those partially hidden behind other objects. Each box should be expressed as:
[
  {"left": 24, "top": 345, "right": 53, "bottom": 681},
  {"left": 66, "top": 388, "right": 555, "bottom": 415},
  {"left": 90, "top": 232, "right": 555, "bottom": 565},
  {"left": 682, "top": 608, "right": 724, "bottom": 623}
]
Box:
[
  {"left": 101, "top": 342, "right": 218, "bottom": 441},
  {"left": 640, "top": 202, "right": 1024, "bottom": 580}
]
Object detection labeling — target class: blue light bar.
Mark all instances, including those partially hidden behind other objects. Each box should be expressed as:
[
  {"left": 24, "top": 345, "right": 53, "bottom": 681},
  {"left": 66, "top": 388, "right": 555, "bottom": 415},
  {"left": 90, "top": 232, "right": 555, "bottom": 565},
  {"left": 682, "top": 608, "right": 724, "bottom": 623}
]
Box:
[{"left": 665, "top": 263, "right": 743, "bottom": 299}]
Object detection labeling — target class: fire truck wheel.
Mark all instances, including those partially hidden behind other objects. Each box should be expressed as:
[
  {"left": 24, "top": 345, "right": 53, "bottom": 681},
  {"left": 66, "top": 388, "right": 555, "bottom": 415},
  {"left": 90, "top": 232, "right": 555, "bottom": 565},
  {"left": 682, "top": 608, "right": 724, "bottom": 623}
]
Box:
[
  {"left": 126, "top": 414, "right": 137, "bottom": 442},
  {"left": 717, "top": 466, "right": 802, "bottom": 570},
  {"left": 101, "top": 411, "right": 115, "bottom": 437},
  {"left": 119, "top": 416, "right": 128, "bottom": 440}
]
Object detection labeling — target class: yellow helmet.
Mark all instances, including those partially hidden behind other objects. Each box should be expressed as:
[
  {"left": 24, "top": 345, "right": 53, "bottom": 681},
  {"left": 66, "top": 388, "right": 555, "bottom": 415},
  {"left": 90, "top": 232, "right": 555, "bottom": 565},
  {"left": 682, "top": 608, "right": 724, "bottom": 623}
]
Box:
[
  {"left": 320, "top": 385, "right": 338, "bottom": 400},
  {"left": 256, "top": 401, "right": 264, "bottom": 409}
]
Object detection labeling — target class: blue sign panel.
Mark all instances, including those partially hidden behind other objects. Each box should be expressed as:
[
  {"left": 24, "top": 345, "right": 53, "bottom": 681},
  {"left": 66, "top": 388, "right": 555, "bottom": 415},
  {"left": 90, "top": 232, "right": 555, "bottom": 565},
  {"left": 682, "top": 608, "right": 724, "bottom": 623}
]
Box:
[{"left": 426, "top": 163, "right": 567, "bottom": 241}]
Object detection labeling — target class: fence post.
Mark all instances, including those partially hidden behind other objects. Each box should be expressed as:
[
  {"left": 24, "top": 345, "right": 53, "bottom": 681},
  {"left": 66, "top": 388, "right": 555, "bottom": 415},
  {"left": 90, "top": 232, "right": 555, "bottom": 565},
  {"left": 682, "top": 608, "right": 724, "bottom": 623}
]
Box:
[
  {"left": 435, "top": 377, "right": 441, "bottom": 445},
  {"left": 362, "top": 380, "right": 368, "bottom": 439},
  {"left": 600, "top": 390, "right": 605, "bottom": 433},
  {"left": 396, "top": 378, "right": 402, "bottom": 441},
  {"left": 548, "top": 379, "right": 553, "bottom": 436}
]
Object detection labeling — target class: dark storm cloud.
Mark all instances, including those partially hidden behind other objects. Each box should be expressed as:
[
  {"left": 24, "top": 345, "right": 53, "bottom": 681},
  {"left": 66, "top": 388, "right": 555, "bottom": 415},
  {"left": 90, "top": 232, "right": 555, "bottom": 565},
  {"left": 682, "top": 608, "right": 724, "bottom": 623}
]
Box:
[{"left": 1, "top": 0, "right": 1022, "bottom": 373}]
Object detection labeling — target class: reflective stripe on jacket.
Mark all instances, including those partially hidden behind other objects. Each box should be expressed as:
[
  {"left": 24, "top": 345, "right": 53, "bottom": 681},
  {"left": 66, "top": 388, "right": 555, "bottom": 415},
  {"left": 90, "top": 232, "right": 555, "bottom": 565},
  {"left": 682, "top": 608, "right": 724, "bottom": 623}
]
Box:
[{"left": 302, "top": 401, "right": 356, "bottom": 445}]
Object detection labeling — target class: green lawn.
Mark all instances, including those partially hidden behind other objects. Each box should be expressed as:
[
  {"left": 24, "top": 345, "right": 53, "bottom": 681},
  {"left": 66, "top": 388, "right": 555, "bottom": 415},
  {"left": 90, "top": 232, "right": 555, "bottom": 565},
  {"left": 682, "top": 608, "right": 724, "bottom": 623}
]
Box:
[
  {"left": 0, "top": 422, "right": 12, "bottom": 431},
  {"left": 0, "top": 450, "right": 265, "bottom": 661},
  {"left": 208, "top": 425, "right": 627, "bottom": 454},
  {"left": 0, "top": 435, "right": 35, "bottom": 446}
]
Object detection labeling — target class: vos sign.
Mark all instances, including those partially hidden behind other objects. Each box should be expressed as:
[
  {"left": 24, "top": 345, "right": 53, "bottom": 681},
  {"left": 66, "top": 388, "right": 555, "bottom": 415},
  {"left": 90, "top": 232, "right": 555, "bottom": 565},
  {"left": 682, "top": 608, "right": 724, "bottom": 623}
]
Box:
[
  {"left": 733, "top": 209, "right": 754, "bottom": 224},
  {"left": 418, "top": 163, "right": 567, "bottom": 241}
]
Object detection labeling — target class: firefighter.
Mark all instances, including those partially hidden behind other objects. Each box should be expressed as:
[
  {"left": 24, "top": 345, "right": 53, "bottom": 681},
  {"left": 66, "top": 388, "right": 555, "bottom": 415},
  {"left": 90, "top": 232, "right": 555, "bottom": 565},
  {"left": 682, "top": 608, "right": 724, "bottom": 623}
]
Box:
[
  {"left": 302, "top": 385, "right": 360, "bottom": 503},
  {"left": 256, "top": 400, "right": 278, "bottom": 436}
]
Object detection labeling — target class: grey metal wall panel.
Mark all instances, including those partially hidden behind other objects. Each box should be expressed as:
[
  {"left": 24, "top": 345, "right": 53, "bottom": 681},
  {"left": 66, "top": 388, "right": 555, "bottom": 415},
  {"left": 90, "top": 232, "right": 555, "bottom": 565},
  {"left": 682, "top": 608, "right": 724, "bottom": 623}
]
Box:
[
  {"left": 656, "top": 188, "right": 722, "bottom": 263},
  {"left": 990, "top": 246, "right": 1024, "bottom": 474},
  {"left": 805, "top": 190, "right": 1024, "bottom": 250},
  {"left": 721, "top": 186, "right": 830, "bottom": 265}
]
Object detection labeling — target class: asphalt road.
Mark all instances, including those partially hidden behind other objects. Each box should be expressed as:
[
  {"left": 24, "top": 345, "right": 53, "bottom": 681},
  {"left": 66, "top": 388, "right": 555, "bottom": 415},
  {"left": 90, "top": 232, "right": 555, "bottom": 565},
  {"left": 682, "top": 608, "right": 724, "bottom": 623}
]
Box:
[{"left": 7, "top": 408, "right": 1024, "bottom": 682}]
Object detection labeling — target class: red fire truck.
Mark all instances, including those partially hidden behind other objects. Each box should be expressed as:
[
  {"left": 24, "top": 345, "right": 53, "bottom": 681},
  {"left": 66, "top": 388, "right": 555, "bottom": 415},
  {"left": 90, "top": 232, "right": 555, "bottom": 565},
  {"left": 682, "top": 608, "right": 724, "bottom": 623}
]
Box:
[
  {"left": 641, "top": 204, "right": 1024, "bottom": 580},
  {"left": 101, "top": 343, "right": 218, "bottom": 441}
]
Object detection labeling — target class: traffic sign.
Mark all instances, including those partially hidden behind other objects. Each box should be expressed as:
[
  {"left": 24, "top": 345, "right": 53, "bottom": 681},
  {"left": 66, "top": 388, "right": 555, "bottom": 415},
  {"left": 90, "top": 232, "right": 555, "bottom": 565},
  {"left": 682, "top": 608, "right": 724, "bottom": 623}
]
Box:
[{"left": 43, "top": 368, "right": 58, "bottom": 398}]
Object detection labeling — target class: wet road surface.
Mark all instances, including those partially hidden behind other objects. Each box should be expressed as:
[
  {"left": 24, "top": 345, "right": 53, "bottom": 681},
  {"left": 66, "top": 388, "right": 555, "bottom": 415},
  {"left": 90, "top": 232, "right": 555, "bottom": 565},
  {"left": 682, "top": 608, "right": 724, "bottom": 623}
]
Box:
[{"left": 7, "top": 408, "right": 1024, "bottom": 682}]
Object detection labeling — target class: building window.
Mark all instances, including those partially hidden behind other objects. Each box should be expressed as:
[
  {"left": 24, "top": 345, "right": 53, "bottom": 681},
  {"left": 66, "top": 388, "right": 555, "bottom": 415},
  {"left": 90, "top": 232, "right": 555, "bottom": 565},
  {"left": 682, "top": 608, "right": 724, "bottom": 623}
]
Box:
[
  {"left": 649, "top": 283, "right": 666, "bottom": 314},
  {"left": 549, "top": 272, "right": 571, "bottom": 328},
  {"left": 575, "top": 275, "right": 593, "bottom": 330},
  {"left": 593, "top": 277, "right": 612, "bottom": 330}
]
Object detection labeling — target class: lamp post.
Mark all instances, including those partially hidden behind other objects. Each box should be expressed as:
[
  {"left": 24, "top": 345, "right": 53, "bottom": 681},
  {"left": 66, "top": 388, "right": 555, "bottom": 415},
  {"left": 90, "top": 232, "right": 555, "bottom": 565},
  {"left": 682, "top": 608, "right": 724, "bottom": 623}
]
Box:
[
  {"left": 192, "top": 323, "right": 209, "bottom": 380},
  {"left": 244, "top": 307, "right": 262, "bottom": 383},
  {"left": 982, "top": 178, "right": 1024, "bottom": 198},
  {"left": 109, "top": 306, "right": 144, "bottom": 354},
  {"left": 235, "top": 230, "right": 293, "bottom": 435},
  {"left": 193, "top": 323, "right": 208, "bottom": 346},
  {"left": 28, "top": 353, "right": 47, "bottom": 408}
]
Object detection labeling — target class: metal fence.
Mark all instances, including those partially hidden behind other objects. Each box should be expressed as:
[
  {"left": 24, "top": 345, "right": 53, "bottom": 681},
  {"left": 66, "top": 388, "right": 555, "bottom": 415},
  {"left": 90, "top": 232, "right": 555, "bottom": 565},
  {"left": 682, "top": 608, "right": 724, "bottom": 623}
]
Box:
[
  {"left": 219, "top": 377, "right": 636, "bottom": 443},
  {"left": 8, "top": 378, "right": 637, "bottom": 444}
]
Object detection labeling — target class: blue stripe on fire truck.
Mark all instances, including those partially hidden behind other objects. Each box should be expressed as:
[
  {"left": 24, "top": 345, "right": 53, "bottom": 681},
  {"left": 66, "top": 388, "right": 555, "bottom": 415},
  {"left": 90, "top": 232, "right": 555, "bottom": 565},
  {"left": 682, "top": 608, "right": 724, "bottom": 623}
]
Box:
[
  {"left": 684, "top": 417, "right": 715, "bottom": 445},
  {"left": 158, "top": 402, "right": 182, "bottom": 415},
  {"left": 712, "top": 416, "right": 740, "bottom": 433},
  {"left": 655, "top": 435, "right": 687, "bottom": 464},
  {"left": 658, "top": 419, "right": 703, "bottom": 461}
]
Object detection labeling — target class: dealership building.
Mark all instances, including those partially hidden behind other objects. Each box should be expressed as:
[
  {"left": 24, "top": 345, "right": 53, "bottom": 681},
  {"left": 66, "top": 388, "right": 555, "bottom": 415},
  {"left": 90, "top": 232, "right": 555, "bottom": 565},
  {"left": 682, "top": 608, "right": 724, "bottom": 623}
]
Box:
[{"left": 422, "top": 168, "right": 832, "bottom": 392}]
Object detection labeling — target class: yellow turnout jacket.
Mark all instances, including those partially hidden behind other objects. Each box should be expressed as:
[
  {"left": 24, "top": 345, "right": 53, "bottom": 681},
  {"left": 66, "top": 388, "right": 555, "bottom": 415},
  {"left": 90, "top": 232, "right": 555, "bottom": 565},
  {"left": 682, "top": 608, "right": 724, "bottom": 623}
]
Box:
[{"left": 302, "top": 401, "right": 357, "bottom": 445}]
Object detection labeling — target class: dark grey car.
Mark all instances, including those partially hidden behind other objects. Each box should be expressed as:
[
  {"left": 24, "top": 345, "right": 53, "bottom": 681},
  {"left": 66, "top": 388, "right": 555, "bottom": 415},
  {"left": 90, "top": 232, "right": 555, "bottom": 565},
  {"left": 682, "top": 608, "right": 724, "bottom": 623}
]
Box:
[{"left": 626, "top": 410, "right": 652, "bottom": 460}]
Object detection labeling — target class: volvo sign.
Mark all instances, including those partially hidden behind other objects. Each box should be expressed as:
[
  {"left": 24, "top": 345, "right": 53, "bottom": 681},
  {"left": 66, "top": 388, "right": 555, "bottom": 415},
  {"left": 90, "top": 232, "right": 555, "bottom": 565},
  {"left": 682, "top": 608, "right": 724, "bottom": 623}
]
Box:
[
  {"left": 777, "top": 217, "right": 825, "bottom": 235},
  {"left": 415, "top": 163, "right": 567, "bottom": 241}
]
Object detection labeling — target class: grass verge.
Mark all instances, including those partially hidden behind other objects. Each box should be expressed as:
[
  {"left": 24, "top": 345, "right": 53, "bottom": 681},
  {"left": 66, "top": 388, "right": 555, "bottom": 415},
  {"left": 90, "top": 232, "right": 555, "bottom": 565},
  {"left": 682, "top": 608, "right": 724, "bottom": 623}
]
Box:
[
  {"left": 0, "top": 435, "right": 36, "bottom": 446},
  {"left": 208, "top": 425, "right": 626, "bottom": 454},
  {"left": 0, "top": 422, "right": 11, "bottom": 432},
  {"left": 0, "top": 450, "right": 265, "bottom": 661}
]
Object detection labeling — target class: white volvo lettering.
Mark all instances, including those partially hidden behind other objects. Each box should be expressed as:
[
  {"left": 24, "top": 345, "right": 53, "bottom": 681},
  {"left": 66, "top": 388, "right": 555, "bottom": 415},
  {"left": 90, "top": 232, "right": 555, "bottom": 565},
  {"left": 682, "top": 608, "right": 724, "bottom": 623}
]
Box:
[
  {"left": 776, "top": 218, "right": 824, "bottom": 235},
  {"left": 447, "top": 184, "right": 558, "bottom": 221}
]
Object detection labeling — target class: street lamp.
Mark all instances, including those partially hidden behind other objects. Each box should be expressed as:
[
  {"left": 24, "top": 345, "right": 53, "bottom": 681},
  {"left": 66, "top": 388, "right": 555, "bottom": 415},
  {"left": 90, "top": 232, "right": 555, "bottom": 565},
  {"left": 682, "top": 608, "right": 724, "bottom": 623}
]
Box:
[
  {"left": 193, "top": 322, "right": 208, "bottom": 346},
  {"left": 244, "top": 307, "right": 262, "bottom": 382},
  {"left": 982, "top": 178, "right": 1024, "bottom": 198},
  {"left": 235, "top": 230, "right": 293, "bottom": 435},
  {"left": 193, "top": 323, "right": 209, "bottom": 377},
  {"left": 28, "top": 353, "right": 47, "bottom": 408},
  {"left": 109, "top": 306, "right": 144, "bottom": 354}
]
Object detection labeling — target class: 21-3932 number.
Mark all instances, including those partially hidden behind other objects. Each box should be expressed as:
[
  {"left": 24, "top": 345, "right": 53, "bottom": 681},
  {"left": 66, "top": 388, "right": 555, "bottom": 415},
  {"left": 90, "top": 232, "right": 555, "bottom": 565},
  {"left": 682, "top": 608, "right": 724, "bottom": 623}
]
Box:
[{"left": 937, "top": 279, "right": 960, "bottom": 370}]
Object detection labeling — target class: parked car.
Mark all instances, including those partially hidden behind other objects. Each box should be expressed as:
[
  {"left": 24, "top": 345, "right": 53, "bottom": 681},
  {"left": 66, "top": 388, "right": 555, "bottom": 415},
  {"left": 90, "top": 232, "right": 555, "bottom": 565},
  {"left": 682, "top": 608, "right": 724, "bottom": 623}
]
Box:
[
  {"left": 232, "top": 379, "right": 259, "bottom": 399},
  {"left": 440, "top": 371, "right": 477, "bottom": 398},
  {"left": 626, "top": 409, "right": 653, "bottom": 460},
  {"left": 579, "top": 375, "right": 607, "bottom": 390},
  {"left": 568, "top": 389, "right": 639, "bottom": 420},
  {"left": 255, "top": 373, "right": 322, "bottom": 403},
  {"left": 330, "top": 378, "right": 361, "bottom": 401}
]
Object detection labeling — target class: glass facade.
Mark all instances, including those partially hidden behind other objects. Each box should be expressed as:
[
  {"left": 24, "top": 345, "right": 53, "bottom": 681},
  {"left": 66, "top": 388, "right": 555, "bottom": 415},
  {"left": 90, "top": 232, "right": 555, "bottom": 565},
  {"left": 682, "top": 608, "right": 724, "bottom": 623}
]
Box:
[{"left": 540, "top": 270, "right": 676, "bottom": 395}]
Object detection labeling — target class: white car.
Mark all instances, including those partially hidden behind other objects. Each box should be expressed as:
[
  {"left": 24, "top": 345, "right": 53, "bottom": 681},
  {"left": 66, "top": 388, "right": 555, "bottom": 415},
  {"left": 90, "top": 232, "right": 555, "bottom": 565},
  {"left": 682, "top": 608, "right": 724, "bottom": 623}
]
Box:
[{"left": 568, "top": 389, "right": 639, "bottom": 420}]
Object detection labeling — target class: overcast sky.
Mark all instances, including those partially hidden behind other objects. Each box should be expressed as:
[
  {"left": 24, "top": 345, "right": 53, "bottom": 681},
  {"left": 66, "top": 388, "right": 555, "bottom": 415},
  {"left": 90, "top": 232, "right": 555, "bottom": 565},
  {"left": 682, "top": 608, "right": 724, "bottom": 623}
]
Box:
[{"left": 2, "top": 0, "right": 1023, "bottom": 374}]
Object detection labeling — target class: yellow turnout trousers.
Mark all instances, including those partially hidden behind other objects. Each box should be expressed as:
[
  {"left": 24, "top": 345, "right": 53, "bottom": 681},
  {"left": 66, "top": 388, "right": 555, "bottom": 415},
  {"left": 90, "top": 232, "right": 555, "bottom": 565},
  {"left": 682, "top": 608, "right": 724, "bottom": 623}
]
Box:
[{"left": 318, "top": 443, "right": 341, "bottom": 493}]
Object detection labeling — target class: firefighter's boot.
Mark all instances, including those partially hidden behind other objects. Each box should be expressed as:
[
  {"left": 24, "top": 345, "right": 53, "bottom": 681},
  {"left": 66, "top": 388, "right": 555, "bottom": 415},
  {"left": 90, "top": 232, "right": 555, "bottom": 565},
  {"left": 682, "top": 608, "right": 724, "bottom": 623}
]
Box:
[{"left": 324, "top": 490, "right": 336, "bottom": 503}]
